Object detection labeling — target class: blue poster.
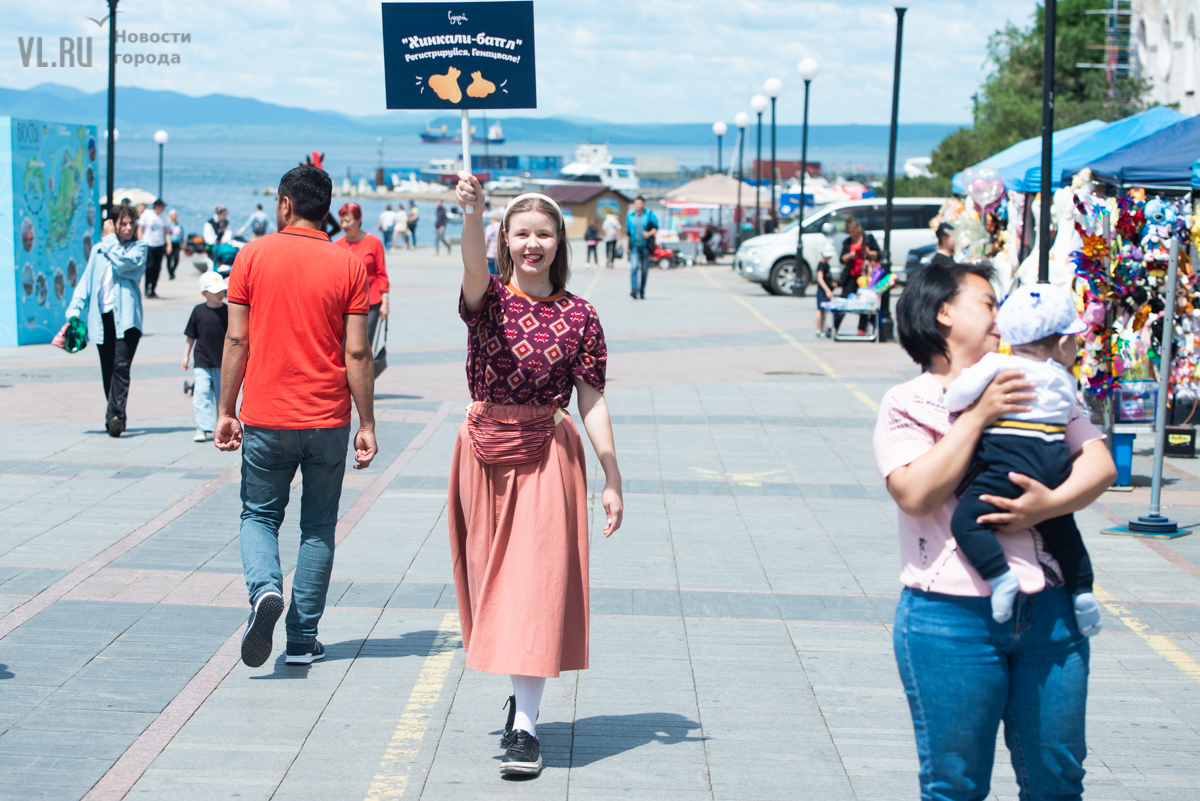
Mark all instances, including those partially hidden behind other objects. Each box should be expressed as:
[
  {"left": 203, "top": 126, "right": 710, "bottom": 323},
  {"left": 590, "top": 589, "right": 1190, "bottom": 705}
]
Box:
[
  {"left": 382, "top": 1, "right": 537, "bottom": 110},
  {"left": 0, "top": 118, "right": 99, "bottom": 347}
]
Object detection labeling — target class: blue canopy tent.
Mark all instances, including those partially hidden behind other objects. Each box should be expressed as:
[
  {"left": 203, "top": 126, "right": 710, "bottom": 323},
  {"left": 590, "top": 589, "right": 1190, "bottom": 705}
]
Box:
[
  {"left": 1192, "top": 158, "right": 1200, "bottom": 188},
  {"left": 1016, "top": 106, "right": 1187, "bottom": 192},
  {"left": 951, "top": 120, "right": 1106, "bottom": 194},
  {"left": 1088, "top": 113, "right": 1200, "bottom": 188}
]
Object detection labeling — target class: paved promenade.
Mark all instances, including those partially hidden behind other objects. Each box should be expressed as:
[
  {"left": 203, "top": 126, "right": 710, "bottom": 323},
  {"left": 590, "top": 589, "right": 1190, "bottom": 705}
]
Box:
[{"left": 2, "top": 248, "right": 1200, "bottom": 800}]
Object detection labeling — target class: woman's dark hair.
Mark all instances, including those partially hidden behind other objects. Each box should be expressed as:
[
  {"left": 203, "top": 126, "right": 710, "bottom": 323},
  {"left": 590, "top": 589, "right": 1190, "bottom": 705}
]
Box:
[
  {"left": 844, "top": 215, "right": 861, "bottom": 232},
  {"left": 896, "top": 262, "right": 996, "bottom": 370},
  {"left": 111, "top": 205, "right": 138, "bottom": 242},
  {"left": 277, "top": 165, "right": 332, "bottom": 222},
  {"left": 497, "top": 196, "right": 570, "bottom": 293}
]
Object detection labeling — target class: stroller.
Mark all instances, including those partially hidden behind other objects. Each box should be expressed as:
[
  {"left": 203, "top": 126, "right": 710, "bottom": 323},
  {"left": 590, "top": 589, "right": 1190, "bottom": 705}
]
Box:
[{"left": 206, "top": 240, "right": 245, "bottom": 278}]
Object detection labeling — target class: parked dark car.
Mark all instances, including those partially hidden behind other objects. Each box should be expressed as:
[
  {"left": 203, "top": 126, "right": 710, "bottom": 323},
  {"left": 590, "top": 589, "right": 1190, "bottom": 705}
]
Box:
[{"left": 897, "top": 243, "right": 937, "bottom": 285}]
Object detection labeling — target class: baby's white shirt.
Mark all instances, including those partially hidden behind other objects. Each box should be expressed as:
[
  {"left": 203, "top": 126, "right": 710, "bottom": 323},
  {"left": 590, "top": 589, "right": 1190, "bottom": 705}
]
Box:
[{"left": 944, "top": 352, "right": 1078, "bottom": 426}]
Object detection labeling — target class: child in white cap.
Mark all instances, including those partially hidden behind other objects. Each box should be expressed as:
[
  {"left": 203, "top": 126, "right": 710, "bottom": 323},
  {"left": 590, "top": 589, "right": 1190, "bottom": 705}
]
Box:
[
  {"left": 814, "top": 243, "right": 836, "bottom": 338},
  {"left": 944, "top": 283, "right": 1101, "bottom": 636},
  {"left": 181, "top": 271, "right": 229, "bottom": 442}
]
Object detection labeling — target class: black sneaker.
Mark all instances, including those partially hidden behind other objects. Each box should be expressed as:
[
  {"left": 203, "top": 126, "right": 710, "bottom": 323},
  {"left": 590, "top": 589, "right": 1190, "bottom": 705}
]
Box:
[
  {"left": 500, "top": 730, "right": 542, "bottom": 776},
  {"left": 500, "top": 695, "right": 516, "bottom": 749},
  {"left": 240, "top": 590, "right": 284, "bottom": 667},
  {"left": 285, "top": 640, "right": 326, "bottom": 665}
]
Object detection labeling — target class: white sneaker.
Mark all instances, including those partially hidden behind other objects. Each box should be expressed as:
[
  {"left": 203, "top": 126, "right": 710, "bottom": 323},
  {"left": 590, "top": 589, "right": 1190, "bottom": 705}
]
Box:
[{"left": 193, "top": 429, "right": 207, "bottom": 442}]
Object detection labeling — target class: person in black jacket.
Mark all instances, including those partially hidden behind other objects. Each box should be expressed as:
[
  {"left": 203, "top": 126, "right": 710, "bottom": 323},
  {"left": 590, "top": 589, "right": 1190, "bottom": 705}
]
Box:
[{"left": 838, "top": 216, "right": 880, "bottom": 335}]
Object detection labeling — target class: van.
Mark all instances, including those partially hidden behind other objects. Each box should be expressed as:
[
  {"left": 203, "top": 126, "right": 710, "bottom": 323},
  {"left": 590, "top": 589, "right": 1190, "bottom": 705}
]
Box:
[{"left": 733, "top": 198, "right": 944, "bottom": 295}]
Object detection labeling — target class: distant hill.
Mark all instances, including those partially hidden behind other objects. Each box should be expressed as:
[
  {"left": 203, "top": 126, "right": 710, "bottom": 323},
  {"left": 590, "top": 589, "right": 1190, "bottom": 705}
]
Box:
[{"left": 0, "top": 83, "right": 959, "bottom": 150}]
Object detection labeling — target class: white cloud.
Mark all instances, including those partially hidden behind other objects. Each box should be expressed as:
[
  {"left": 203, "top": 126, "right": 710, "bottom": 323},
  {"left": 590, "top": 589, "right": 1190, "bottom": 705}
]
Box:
[{"left": 3, "top": 0, "right": 1039, "bottom": 124}]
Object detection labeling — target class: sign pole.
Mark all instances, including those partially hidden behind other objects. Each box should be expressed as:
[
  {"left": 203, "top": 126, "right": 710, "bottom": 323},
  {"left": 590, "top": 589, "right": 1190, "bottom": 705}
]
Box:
[{"left": 462, "top": 110, "right": 474, "bottom": 214}]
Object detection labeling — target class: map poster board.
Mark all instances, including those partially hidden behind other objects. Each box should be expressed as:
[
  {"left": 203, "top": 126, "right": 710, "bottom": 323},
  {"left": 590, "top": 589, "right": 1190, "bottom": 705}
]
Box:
[
  {"left": 382, "top": 1, "right": 537, "bottom": 111},
  {"left": 0, "top": 118, "right": 100, "bottom": 347}
]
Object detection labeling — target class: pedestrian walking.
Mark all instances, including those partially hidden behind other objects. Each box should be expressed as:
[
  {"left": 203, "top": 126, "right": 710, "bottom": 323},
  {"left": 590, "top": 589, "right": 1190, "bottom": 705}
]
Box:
[
  {"left": 814, "top": 243, "right": 835, "bottom": 337},
  {"left": 407, "top": 200, "right": 419, "bottom": 248},
  {"left": 878, "top": 261, "right": 1115, "bottom": 799},
  {"left": 377, "top": 204, "right": 397, "bottom": 250},
  {"left": 203, "top": 205, "right": 231, "bottom": 253},
  {"left": 65, "top": 206, "right": 147, "bottom": 437},
  {"left": 602, "top": 212, "right": 620, "bottom": 268},
  {"left": 625, "top": 196, "right": 658, "bottom": 299},
  {"left": 484, "top": 209, "right": 502, "bottom": 275},
  {"left": 435, "top": 199, "right": 452, "bottom": 255},
  {"left": 237, "top": 204, "right": 273, "bottom": 240},
  {"left": 451, "top": 174, "right": 625, "bottom": 778},
  {"left": 584, "top": 217, "right": 600, "bottom": 266},
  {"left": 166, "top": 209, "right": 183, "bottom": 280},
  {"left": 138, "top": 198, "right": 169, "bottom": 297},
  {"left": 182, "top": 271, "right": 229, "bottom": 443},
  {"left": 215, "top": 165, "right": 378, "bottom": 669},
  {"left": 336, "top": 202, "right": 390, "bottom": 345}
]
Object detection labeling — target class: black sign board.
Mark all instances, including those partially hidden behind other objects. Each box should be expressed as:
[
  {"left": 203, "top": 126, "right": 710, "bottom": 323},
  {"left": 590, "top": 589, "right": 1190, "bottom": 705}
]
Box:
[{"left": 382, "top": 1, "right": 537, "bottom": 110}]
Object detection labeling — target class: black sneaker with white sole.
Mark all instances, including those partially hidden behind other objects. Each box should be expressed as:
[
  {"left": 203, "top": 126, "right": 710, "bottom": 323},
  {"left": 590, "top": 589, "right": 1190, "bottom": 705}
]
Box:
[
  {"left": 285, "top": 640, "right": 326, "bottom": 665},
  {"left": 500, "top": 695, "right": 516, "bottom": 749},
  {"left": 240, "top": 590, "right": 283, "bottom": 667},
  {"left": 500, "top": 730, "right": 542, "bottom": 776}
]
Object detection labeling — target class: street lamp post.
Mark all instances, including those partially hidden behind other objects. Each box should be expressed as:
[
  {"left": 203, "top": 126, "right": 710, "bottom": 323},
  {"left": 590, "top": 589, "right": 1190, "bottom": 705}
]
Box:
[
  {"left": 1038, "top": 0, "right": 1056, "bottom": 283},
  {"left": 750, "top": 94, "right": 768, "bottom": 236},
  {"left": 795, "top": 58, "right": 819, "bottom": 295},
  {"left": 764, "top": 78, "right": 782, "bottom": 233},
  {"left": 880, "top": 0, "right": 908, "bottom": 340},
  {"left": 713, "top": 120, "right": 727, "bottom": 252},
  {"left": 734, "top": 112, "right": 750, "bottom": 250},
  {"left": 105, "top": 0, "right": 120, "bottom": 221},
  {"left": 154, "top": 129, "right": 168, "bottom": 200}
]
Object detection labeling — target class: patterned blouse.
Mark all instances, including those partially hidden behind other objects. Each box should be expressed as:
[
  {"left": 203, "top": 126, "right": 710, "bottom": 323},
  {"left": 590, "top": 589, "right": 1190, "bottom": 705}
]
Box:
[{"left": 459, "top": 276, "right": 607, "bottom": 408}]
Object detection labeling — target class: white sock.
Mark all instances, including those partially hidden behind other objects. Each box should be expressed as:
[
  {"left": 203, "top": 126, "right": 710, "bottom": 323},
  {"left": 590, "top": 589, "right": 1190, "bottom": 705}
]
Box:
[
  {"left": 987, "top": 570, "right": 1020, "bottom": 624},
  {"left": 510, "top": 674, "right": 546, "bottom": 737}
]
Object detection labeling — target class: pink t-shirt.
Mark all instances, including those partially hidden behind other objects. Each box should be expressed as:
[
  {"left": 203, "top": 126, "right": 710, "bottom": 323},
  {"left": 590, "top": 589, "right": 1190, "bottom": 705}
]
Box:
[{"left": 874, "top": 372, "right": 1104, "bottom": 597}]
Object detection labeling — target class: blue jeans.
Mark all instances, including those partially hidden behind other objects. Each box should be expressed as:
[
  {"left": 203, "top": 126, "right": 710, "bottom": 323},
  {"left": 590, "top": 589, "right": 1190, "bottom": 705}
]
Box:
[
  {"left": 239, "top": 424, "right": 350, "bottom": 644},
  {"left": 894, "top": 586, "right": 1089, "bottom": 801},
  {"left": 382, "top": 226, "right": 394, "bottom": 249},
  {"left": 629, "top": 244, "right": 649, "bottom": 296},
  {"left": 192, "top": 366, "right": 220, "bottom": 432}
]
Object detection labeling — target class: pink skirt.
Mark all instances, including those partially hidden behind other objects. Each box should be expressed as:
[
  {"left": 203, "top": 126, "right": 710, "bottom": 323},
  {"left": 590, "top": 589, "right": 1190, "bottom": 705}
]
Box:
[{"left": 448, "top": 401, "right": 590, "bottom": 677}]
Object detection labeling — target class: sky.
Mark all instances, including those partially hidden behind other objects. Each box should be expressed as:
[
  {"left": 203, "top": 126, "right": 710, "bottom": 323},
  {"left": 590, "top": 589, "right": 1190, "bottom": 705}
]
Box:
[{"left": 4, "top": 0, "right": 1045, "bottom": 125}]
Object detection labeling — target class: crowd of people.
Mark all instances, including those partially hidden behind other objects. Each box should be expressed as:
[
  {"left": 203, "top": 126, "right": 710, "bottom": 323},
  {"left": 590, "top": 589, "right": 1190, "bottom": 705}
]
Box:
[{"left": 53, "top": 163, "right": 1117, "bottom": 797}]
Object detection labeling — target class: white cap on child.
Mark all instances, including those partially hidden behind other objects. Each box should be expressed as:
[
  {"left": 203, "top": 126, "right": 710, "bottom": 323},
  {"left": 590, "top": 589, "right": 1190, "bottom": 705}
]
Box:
[
  {"left": 997, "top": 283, "right": 1088, "bottom": 345},
  {"left": 821, "top": 243, "right": 836, "bottom": 259},
  {"left": 199, "top": 271, "right": 227, "bottom": 294}
]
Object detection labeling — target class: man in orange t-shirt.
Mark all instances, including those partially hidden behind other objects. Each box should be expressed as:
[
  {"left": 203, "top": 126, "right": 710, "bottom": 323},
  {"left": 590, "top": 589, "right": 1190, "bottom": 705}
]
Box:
[{"left": 215, "top": 165, "right": 378, "bottom": 669}]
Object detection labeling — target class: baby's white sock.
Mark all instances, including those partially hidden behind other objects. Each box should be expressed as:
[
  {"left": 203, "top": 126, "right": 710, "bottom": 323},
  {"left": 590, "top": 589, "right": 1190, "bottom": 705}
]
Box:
[
  {"left": 987, "top": 570, "right": 1020, "bottom": 623},
  {"left": 1073, "top": 592, "right": 1102, "bottom": 637}
]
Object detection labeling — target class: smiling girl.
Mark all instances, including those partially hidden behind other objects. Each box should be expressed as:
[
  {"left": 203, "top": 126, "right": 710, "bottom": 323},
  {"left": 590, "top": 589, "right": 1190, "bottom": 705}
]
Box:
[{"left": 449, "top": 174, "right": 624, "bottom": 777}]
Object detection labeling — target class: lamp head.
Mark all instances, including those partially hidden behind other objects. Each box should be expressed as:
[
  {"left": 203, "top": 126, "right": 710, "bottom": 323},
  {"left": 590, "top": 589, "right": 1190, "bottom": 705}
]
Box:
[
  {"left": 763, "top": 78, "right": 783, "bottom": 98},
  {"left": 750, "top": 94, "right": 769, "bottom": 114},
  {"left": 796, "top": 58, "right": 820, "bottom": 82},
  {"left": 154, "top": 130, "right": 169, "bottom": 145},
  {"left": 734, "top": 112, "right": 750, "bottom": 129},
  {"left": 712, "top": 121, "right": 728, "bottom": 136}
]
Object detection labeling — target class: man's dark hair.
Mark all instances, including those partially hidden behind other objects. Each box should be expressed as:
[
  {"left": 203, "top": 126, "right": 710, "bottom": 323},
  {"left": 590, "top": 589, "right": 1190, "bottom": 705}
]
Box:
[
  {"left": 896, "top": 262, "right": 996, "bottom": 370},
  {"left": 256, "top": 204, "right": 263, "bottom": 210},
  {"left": 277, "top": 166, "right": 332, "bottom": 223},
  {"left": 635, "top": 195, "right": 645, "bottom": 203}
]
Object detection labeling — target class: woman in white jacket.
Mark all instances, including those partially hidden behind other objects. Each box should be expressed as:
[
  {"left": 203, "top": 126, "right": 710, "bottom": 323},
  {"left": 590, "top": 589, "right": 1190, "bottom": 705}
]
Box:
[{"left": 66, "top": 206, "right": 148, "bottom": 437}]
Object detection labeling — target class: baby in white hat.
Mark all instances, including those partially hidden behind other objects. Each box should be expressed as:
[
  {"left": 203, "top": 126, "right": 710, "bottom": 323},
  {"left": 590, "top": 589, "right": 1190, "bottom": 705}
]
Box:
[{"left": 944, "top": 283, "right": 1100, "bottom": 636}]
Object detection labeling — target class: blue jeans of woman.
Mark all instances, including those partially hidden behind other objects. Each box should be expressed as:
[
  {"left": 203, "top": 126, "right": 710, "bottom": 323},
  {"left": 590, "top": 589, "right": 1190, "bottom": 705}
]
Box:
[
  {"left": 893, "top": 586, "right": 1088, "bottom": 801},
  {"left": 239, "top": 424, "right": 350, "bottom": 644}
]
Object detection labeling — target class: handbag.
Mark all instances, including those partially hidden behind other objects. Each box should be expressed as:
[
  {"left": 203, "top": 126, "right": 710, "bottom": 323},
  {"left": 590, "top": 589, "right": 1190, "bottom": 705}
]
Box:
[
  {"left": 52, "top": 316, "right": 88, "bottom": 353},
  {"left": 373, "top": 317, "right": 388, "bottom": 378}
]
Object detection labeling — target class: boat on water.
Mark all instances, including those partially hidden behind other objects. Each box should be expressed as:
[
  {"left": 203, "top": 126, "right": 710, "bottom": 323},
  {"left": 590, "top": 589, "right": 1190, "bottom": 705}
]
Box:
[
  {"left": 420, "top": 121, "right": 505, "bottom": 144},
  {"left": 534, "top": 143, "right": 638, "bottom": 193}
]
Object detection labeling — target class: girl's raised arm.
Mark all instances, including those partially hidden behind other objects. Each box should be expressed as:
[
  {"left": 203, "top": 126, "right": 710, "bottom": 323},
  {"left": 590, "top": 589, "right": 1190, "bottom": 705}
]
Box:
[{"left": 457, "top": 172, "right": 491, "bottom": 314}]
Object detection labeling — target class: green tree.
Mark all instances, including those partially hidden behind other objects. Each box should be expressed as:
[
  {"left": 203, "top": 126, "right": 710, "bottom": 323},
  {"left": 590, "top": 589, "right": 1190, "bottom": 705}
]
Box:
[{"left": 929, "top": 0, "right": 1153, "bottom": 181}]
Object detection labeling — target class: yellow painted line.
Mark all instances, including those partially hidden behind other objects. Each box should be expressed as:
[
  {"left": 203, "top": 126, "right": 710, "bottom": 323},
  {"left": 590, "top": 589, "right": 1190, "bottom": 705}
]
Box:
[
  {"left": 365, "top": 612, "right": 461, "bottom": 800},
  {"left": 582, "top": 266, "right": 603, "bottom": 300},
  {"left": 1094, "top": 585, "right": 1200, "bottom": 684},
  {"left": 696, "top": 268, "right": 879, "bottom": 412}
]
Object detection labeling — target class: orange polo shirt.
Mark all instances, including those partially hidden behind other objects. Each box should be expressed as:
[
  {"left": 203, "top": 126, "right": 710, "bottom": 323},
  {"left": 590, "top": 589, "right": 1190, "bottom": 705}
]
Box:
[{"left": 227, "top": 226, "right": 369, "bottom": 429}]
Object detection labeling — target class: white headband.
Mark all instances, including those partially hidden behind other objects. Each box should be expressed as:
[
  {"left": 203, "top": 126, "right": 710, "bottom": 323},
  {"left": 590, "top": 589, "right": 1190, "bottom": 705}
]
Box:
[{"left": 504, "top": 193, "right": 563, "bottom": 225}]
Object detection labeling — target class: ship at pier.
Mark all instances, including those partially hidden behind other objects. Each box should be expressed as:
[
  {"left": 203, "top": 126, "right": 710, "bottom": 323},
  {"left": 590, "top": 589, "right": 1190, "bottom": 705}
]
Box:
[{"left": 420, "top": 121, "right": 505, "bottom": 144}]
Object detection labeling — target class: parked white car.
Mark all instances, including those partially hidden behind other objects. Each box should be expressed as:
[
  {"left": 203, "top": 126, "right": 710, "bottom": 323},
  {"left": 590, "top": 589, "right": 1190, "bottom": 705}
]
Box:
[{"left": 733, "top": 198, "right": 945, "bottom": 295}]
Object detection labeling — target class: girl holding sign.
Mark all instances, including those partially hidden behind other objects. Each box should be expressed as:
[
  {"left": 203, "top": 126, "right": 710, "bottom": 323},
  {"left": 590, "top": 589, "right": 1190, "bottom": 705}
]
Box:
[{"left": 449, "top": 172, "right": 624, "bottom": 777}]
